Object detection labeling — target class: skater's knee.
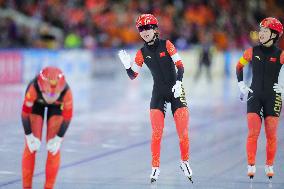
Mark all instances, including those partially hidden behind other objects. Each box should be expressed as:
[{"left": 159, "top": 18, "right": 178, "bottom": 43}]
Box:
[
  {"left": 265, "top": 130, "right": 277, "bottom": 140},
  {"left": 247, "top": 131, "right": 260, "bottom": 140},
  {"left": 23, "top": 145, "right": 36, "bottom": 156},
  {"left": 247, "top": 114, "right": 261, "bottom": 139},
  {"left": 265, "top": 116, "right": 278, "bottom": 140}
]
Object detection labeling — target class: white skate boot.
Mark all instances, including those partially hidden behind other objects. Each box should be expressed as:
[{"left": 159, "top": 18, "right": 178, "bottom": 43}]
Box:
[
  {"left": 180, "top": 160, "right": 193, "bottom": 183},
  {"left": 150, "top": 167, "right": 160, "bottom": 183},
  {"left": 247, "top": 165, "right": 256, "bottom": 179},
  {"left": 265, "top": 165, "right": 274, "bottom": 179},
  {"left": 248, "top": 165, "right": 256, "bottom": 179}
]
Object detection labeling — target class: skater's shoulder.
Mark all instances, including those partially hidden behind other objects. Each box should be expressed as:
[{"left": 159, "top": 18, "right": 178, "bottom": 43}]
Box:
[
  {"left": 242, "top": 47, "right": 253, "bottom": 60},
  {"left": 24, "top": 81, "right": 38, "bottom": 100},
  {"left": 24, "top": 77, "right": 38, "bottom": 93}
]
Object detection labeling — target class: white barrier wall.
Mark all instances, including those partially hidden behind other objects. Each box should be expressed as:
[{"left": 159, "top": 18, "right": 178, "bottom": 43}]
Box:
[
  {"left": 0, "top": 48, "right": 242, "bottom": 84},
  {"left": 0, "top": 50, "right": 22, "bottom": 84},
  {"left": 22, "top": 49, "right": 93, "bottom": 83},
  {"left": 0, "top": 49, "right": 94, "bottom": 84}
]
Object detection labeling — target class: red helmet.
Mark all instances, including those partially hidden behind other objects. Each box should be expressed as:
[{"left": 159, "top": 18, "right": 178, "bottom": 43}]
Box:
[
  {"left": 260, "top": 17, "right": 283, "bottom": 37},
  {"left": 136, "top": 14, "right": 158, "bottom": 29},
  {"left": 37, "top": 66, "right": 66, "bottom": 94}
]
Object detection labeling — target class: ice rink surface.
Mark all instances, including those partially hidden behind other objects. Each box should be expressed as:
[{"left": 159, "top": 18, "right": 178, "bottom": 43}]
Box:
[{"left": 0, "top": 75, "right": 284, "bottom": 189}]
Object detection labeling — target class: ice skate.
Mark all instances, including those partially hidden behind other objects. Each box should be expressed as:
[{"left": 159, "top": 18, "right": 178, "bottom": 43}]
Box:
[
  {"left": 180, "top": 160, "right": 193, "bottom": 183},
  {"left": 248, "top": 165, "right": 256, "bottom": 179},
  {"left": 265, "top": 165, "right": 274, "bottom": 179},
  {"left": 150, "top": 167, "right": 160, "bottom": 183}
]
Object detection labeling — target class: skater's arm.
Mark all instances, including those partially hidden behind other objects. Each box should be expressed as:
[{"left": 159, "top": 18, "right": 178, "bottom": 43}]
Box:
[
  {"left": 118, "top": 50, "right": 144, "bottom": 80},
  {"left": 236, "top": 48, "right": 252, "bottom": 81},
  {"left": 280, "top": 51, "right": 284, "bottom": 65},
  {"left": 57, "top": 89, "right": 73, "bottom": 137},
  {"left": 21, "top": 85, "right": 37, "bottom": 135},
  {"left": 166, "top": 40, "right": 184, "bottom": 81},
  {"left": 126, "top": 50, "right": 144, "bottom": 80}
]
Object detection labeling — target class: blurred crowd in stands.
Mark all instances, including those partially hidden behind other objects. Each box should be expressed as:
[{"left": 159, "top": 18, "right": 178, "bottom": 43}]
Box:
[{"left": 0, "top": 0, "right": 284, "bottom": 50}]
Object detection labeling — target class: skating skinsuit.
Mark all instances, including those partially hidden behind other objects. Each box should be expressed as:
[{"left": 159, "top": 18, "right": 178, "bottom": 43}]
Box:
[
  {"left": 126, "top": 38, "right": 190, "bottom": 167},
  {"left": 236, "top": 45, "right": 284, "bottom": 166},
  {"left": 22, "top": 77, "right": 73, "bottom": 189}
]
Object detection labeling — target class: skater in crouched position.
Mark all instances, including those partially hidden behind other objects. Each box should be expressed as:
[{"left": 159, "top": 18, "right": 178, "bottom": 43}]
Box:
[
  {"left": 236, "top": 17, "right": 284, "bottom": 179},
  {"left": 21, "top": 66, "right": 73, "bottom": 189},
  {"left": 118, "top": 14, "right": 192, "bottom": 183}
]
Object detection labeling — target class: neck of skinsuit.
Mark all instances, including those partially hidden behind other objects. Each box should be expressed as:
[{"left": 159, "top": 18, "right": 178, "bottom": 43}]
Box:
[{"left": 259, "top": 43, "right": 277, "bottom": 54}]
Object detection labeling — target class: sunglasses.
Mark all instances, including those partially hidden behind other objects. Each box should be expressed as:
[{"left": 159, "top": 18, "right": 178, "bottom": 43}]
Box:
[{"left": 138, "top": 25, "right": 156, "bottom": 32}]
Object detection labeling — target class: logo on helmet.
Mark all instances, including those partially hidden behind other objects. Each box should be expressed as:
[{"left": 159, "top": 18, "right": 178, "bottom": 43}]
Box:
[{"left": 136, "top": 14, "right": 158, "bottom": 29}]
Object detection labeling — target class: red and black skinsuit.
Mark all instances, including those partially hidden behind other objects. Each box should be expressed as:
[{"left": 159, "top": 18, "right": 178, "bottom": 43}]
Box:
[
  {"left": 126, "top": 38, "right": 189, "bottom": 167},
  {"left": 22, "top": 77, "right": 73, "bottom": 189},
  {"left": 236, "top": 45, "right": 284, "bottom": 166}
]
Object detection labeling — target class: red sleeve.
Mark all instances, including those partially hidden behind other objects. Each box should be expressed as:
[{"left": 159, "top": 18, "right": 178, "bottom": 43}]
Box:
[
  {"left": 166, "top": 40, "right": 183, "bottom": 68},
  {"left": 21, "top": 83, "right": 38, "bottom": 135},
  {"left": 236, "top": 48, "right": 252, "bottom": 81},
  {"left": 134, "top": 50, "right": 144, "bottom": 67},
  {"left": 243, "top": 48, "right": 253, "bottom": 62},
  {"left": 127, "top": 49, "right": 144, "bottom": 79},
  {"left": 236, "top": 48, "right": 252, "bottom": 71},
  {"left": 61, "top": 89, "right": 73, "bottom": 121},
  {"left": 280, "top": 51, "right": 284, "bottom": 64},
  {"left": 166, "top": 40, "right": 177, "bottom": 56},
  {"left": 22, "top": 84, "right": 37, "bottom": 115}
]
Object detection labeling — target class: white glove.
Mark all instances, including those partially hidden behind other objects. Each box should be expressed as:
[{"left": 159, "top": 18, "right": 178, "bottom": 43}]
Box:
[
  {"left": 47, "top": 135, "right": 63, "bottom": 155},
  {"left": 172, "top": 81, "right": 183, "bottom": 98},
  {"left": 238, "top": 81, "right": 253, "bottom": 95},
  {"left": 25, "top": 133, "right": 41, "bottom": 153},
  {"left": 273, "top": 83, "right": 284, "bottom": 93},
  {"left": 118, "top": 50, "right": 131, "bottom": 69}
]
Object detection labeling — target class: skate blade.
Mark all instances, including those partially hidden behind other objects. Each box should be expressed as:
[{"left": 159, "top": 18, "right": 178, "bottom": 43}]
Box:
[
  {"left": 268, "top": 180, "right": 272, "bottom": 189},
  {"left": 180, "top": 166, "right": 193, "bottom": 184},
  {"left": 188, "top": 177, "right": 193, "bottom": 184},
  {"left": 151, "top": 178, "right": 157, "bottom": 183}
]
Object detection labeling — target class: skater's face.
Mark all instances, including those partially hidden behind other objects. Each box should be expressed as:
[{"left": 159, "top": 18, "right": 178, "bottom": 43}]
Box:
[
  {"left": 259, "top": 27, "right": 276, "bottom": 44},
  {"left": 138, "top": 25, "right": 156, "bottom": 42}
]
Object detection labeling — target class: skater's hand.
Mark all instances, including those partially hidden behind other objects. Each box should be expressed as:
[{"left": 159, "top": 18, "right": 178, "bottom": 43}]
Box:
[
  {"left": 273, "top": 83, "right": 284, "bottom": 94},
  {"left": 172, "top": 81, "right": 183, "bottom": 98},
  {"left": 238, "top": 81, "right": 253, "bottom": 95},
  {"left": 25, "top": 133, "right": 41, "bottom": 153},
  {"left": 47, "top": 135, "right": 63, "bottom": 155},
  {"left": 118, "top": 50, "right": 131, "bottom": 69}
]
